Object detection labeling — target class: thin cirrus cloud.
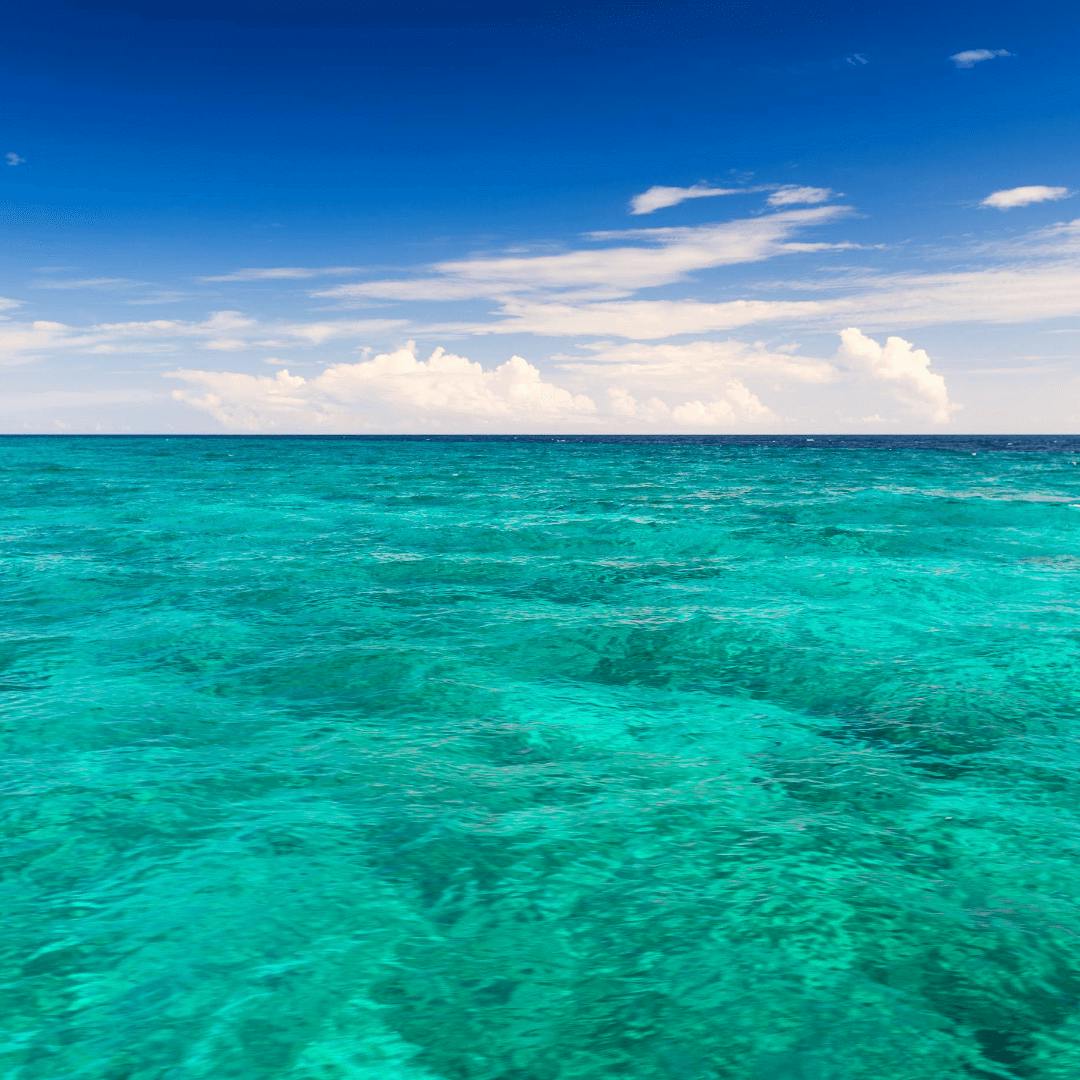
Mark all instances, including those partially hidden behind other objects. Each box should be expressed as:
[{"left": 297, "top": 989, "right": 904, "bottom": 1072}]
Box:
[
  {"left": 434, "top": 297, "right": 830, "bottom": 340},
  {"left": 420, "top": 215, "right": 1080, "bottom": 341},
  {"left": 629, "top": 182, "right": 837, "bottom": 216},
  {"left": 950, "top": 48, "right": 1011, "bottom": 69},
  {"left": 31, "top": 277, "right": 142, "bottom": 291},
  {"left": 981, "top": 185, "right": 1071, "bottom": 210},
  {"left": 316, "top": 206, "right": 851, "bottom": 303},
  {"left": 628, "top": 183, "right": 747, "bottom": 215},
  {"left": 199, "top": 267, "right": 359, "bottom": 283},
  {"left": 554, "top": 339, "right": 837, "bottom": 387},
  {"left": 303, "top": 201, "right": 1080, "bottom": 350},
  {"left": 0, "top": 311, "right": 408, "bottom": 367},
  {"left": 766, "top": 186, "right": 836, "bottom": 207},
  {"left": 5, "top": 152, "right": 25, "bottom": 166}
]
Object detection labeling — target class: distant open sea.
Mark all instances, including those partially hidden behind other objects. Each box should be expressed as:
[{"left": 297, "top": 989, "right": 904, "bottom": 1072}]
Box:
[{"left": 3, "top": 435, "right": 1079, "bottom": 1080}]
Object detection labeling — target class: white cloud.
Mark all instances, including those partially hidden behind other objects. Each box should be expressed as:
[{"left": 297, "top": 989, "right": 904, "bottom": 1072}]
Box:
[
  {"left": 32, "top": 277, "right": 140, "bottom": 290},
  {"left": 319, "top": 207, "right": 850, "bottom": 304},
  {"left": 0, "top": 310, "right": 408, "bottom": 366},
  {"left": 271, "top": 319, "right": 407, "bottom": 345},
  {"left": 169, "top": 345, "right": 598, "bottom": 432},
  {"left": 376, "top": 214, "right": 1080, "bottom": 340},
  {"left": 950, "top": 48, "right": 1011, "bottom": 69},
  {"left": 165, "top": 334, "right": 959, "bottom": 434},
  {"left": 981, "top": 185, "right": 1070, "bottom": 210},
  {"left": 824, "top": 264, "right": 1080, "bottom": 330},
  {"left": 604, "top": 383, "right": 776, "bottom": 427},
  {"left": 316, "top": 277, "right": 499, "bottom": 302},
  {"left": 414, "top": 207, "right": 847, "bottom": 291},
  {"left": 846, "top": 53, "right": 869, "bottom": 66},
  {"left": 168, "top": 343, "right": 795, "bottom": 433},
  {"left": 199, "top": 267, "right": 358, "bottom": 283},
  {"left": 0, "top": 297, "right": 22, "bottom": 311},
  {"left": 5, "top": 152, "right": 25, "bottom": 167},
  {"left": 629, "top": 183, "right": 745, "bottom": 215},
  {"left": 442, "top": 297, "right": 828, "bottom": 339},
  {"left": 767, "top": 186, "right": 836, "bottom": 207},
  {"left": 0, "top": 321, "right": 80, "bottom": 367},
  {"left": 559, "top": 339, "right": 837, "bottom": 387},
  {"left": 836, "top": 328, "right": 953, "bottom": 423}
]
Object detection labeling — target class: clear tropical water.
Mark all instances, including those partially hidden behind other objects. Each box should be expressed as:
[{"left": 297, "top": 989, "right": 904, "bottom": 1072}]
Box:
[{"left": 3, "top": 435, "right": 1080, "bottom": 1080}]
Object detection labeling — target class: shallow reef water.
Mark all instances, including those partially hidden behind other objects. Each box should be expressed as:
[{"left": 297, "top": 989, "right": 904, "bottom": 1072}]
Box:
[{"left": 2, "top": 435, "right": 1079, "bottom": 1079}]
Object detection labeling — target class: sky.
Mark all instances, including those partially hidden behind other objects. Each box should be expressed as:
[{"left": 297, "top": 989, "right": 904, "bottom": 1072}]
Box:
[{"left": 3, "top": 0, "right": 1080, "bottom": 433}]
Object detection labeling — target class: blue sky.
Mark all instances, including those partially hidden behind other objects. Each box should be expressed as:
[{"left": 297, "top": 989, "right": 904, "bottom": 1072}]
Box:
[{"left": 3, "top": 0, "right": 1079, "bottom": 431}]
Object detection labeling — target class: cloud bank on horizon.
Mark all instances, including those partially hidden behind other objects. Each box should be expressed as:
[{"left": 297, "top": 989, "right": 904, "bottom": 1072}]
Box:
[
  {"left": 2, "top": 0, "right": 1078, "bottom": 433},
  {"left": 6, "top": 182, "right": 1079, "bottom": 433}
]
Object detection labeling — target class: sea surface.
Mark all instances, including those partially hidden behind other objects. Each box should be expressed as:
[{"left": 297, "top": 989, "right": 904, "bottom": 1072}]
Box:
[{"left": 3, "top": 434, "right": 1080, "bottom": 1080}]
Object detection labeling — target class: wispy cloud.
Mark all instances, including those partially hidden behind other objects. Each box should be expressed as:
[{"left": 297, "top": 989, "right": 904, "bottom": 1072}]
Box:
[
  {"left": 767, "top": 185, "right": 836, "bottom": 207},
  {"left": 981, "top": 185, "right": 1070, "bottom": 210},
  {"left": 318, "top": 206, "right": 850, "bottom": 304},
  {"left": 125, "top": 289, "right": 195, "bottom": 306},
  {"left": 0, "top": 310, "right": 408, "bottom": 367},
  {"left": 4, "top": 152, "right": 25, "bottom": 167},
  {"left": 199, "top": 266, "right": 358, "bottom": 283},
  {"left": 420, "top": 216, "right": 1080, "bottom": 340},
  {"left": 31, "top": 277, "right": 142, "bottom": 291},
  {"left": 846, "top": 53, "right": 869, "bottom": 67},
  {"left": 950, "top": 48, "right": 1011, "bottom": 69},
  {"left": 433, "top": 298, "right": 828, "bottom": 339},
  {"left": 629, "top": 183, "right": 746, "bottom": 215},
  {"left": 556, "top": 339, "right": 836, "bottom": 386}
]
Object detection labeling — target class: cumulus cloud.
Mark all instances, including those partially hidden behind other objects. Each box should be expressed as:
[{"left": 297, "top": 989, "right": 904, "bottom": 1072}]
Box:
[
  {"left": 165, "top": 334, "right": 960, "bottom": 434},
  {"left": 166, "top": 343, "right": 809, "bottom": 433},
  {"left": 837, "top": 328, "right": 953, "bottom": 423},
  {"left": 605, "top": 384, "right": 775, "bottom": 427},
  {"left": 767, "top": 186, "right": 836, "bottom": 207},
  {"left": 0, "top": 297, "right": 22, "bottom": 311},
  {"left": 169, "top": 345, "right": 597, "bottom": 432},
  {"left": 981, "top": 185, "right": 1070, "bottom": 210},
  {"left": 5, "top": 152, "right": 25, "bottom": 166},
  {"left": 629, "top": 183, "right": 744, "bottom": 215},
  {"left": 950, "top": 48, "right": 1011, "bottom": 69}
]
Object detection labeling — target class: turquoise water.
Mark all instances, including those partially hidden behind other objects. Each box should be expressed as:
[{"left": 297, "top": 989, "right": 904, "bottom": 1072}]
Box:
[{"left": 3, "top": 435, "right": 1080, "bottom": 1080}]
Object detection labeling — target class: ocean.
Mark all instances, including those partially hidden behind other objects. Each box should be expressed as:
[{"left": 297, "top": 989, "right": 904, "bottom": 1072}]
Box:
[{"left": 3, "top": 435, "right": 1079, "bottom": 1079}]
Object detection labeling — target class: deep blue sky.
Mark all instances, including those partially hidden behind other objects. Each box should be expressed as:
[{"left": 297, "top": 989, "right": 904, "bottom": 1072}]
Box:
[{"left": 3, "top": 0, "right": 1079, "bottom": 431}]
